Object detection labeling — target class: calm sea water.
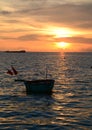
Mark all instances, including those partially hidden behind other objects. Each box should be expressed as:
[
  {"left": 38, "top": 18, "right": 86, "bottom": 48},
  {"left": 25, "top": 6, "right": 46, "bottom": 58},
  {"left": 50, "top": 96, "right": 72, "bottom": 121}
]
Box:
[{"left": 0, "top": 52, "right": 92, "bottom": 130}]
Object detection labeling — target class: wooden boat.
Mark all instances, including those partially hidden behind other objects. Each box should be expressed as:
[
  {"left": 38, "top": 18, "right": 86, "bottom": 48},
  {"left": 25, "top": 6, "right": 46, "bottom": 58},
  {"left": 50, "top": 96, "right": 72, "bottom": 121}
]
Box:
[
  {"left": 14, "top": 65, "right": 55, "bottom": 94},
  {"left": 15, "top": 79, "right": 55, "bottom": 94}
]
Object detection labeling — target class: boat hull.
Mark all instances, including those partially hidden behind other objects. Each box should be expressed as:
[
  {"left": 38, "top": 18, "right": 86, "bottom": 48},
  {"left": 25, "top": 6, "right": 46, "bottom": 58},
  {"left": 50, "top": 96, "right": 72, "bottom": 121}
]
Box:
[{"left": 24, "top": 79, "right": 54, "bottom": 94}]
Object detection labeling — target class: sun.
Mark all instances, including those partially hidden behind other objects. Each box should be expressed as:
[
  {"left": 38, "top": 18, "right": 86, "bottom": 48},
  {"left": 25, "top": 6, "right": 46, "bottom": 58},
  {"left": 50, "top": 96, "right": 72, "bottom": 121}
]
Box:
[
  {"left": 56, "top": 42, "right": 70, "bottom": 49},
  {"left": 46, "top": 27, "right": 72, "bottom": 38}
]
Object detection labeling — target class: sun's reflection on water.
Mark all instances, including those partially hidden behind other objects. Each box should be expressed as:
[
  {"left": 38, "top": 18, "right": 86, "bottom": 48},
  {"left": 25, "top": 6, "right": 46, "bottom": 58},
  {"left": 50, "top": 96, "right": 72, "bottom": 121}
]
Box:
[{"left": 0, "top": 52, "right": 92, "bottom": 129}]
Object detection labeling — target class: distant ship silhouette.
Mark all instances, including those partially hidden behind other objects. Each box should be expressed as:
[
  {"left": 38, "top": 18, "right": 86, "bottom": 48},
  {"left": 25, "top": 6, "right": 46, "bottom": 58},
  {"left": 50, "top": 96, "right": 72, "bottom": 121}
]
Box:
[{"left": 5, "top": 50, "right": 26, "bottom": 53}]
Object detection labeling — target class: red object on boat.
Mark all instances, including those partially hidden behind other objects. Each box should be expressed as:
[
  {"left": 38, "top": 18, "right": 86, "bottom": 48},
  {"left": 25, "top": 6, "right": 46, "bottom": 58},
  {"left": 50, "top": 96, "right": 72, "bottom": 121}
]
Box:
[
  {"left": 11, "top": 66, "right": 18, "bottom": 75},
  {"left": 7, "top": 69, "right": 13, "bottom": 75}
]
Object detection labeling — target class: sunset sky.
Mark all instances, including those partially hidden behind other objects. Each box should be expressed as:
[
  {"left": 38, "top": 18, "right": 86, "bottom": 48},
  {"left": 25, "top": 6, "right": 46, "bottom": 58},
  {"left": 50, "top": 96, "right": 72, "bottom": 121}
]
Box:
[{"left": 0, "top": 0, "right": 92, "bottom": 52}]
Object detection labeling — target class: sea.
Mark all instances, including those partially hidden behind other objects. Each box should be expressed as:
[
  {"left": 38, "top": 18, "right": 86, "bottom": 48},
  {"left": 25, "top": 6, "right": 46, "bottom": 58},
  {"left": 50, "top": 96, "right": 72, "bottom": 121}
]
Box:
[{"left": 0, "top": 52, "right": 92, "bottom": 130}]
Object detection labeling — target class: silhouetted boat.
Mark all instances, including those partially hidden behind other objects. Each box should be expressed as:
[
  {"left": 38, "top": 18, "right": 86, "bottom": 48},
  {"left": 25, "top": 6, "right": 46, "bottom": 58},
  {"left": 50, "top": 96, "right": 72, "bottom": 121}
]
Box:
[
  {"left": 15, "top": 79, "right": 55, "bottom": 94},
  {"left": 10, "top": 65, "right": 55, "bottom": 94},
  {"left": 5, "top": 50, "right": 26, "bottom": 53}
]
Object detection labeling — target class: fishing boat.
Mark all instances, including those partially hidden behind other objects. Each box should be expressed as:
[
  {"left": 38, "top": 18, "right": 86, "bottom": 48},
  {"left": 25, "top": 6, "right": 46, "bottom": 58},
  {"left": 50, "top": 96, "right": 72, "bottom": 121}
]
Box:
[
  {"left": 15, "top": 79, "right": 55, "bottom": 94},
  {"left": 7, "top": 65, "right": 55, "bottom": 94}
]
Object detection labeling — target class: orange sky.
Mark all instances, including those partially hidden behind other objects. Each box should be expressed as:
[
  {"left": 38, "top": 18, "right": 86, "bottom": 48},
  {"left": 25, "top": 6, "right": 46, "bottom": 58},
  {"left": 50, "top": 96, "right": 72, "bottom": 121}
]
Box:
[{"left": 0, "top": 0, "right": 92, "bottom": 52}]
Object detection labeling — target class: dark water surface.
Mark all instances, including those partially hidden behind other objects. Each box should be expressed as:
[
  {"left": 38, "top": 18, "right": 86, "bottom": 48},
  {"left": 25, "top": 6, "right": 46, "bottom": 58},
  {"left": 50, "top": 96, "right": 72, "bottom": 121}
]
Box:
[{"left": 0, "top": 52, "right": 92, "bottom": 130}]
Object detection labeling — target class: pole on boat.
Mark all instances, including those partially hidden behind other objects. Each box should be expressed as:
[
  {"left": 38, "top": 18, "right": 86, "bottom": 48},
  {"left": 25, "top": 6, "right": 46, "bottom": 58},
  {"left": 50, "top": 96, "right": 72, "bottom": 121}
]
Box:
[{"left": 45, "top": 65, "right": 48, "bottom": 79}]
